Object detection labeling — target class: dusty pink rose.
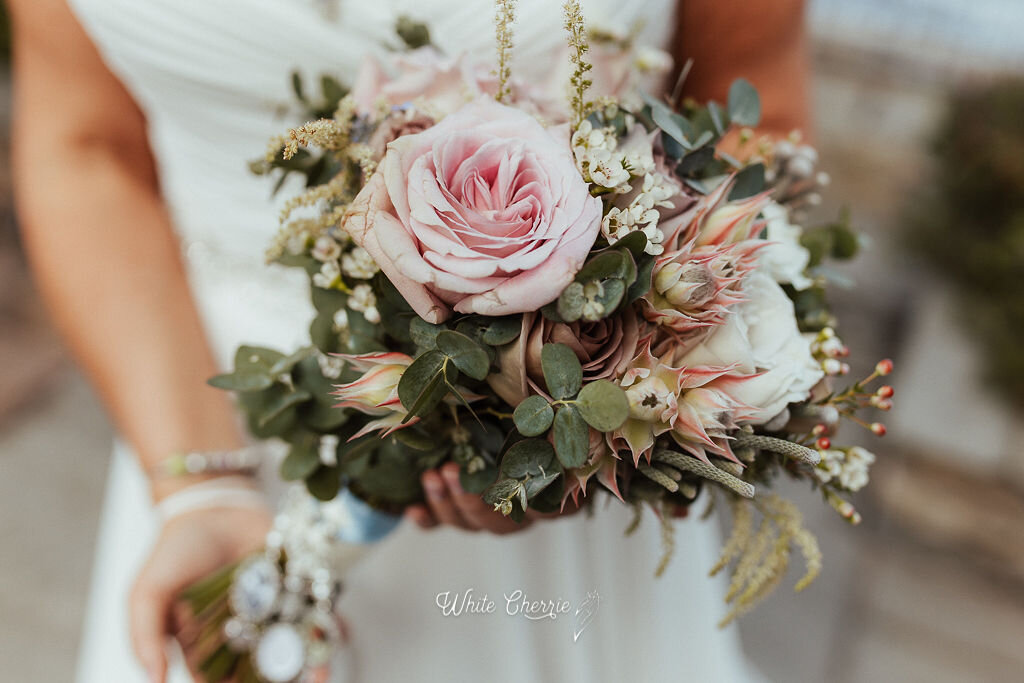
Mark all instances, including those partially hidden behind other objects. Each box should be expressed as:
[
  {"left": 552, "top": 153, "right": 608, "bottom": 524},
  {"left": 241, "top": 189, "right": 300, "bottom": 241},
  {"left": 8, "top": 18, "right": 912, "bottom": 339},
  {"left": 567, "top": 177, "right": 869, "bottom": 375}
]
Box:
[
  {"left": 489, "top": 309, "right": 641, "bottom": 405},
  {"left": 343, "top": 98, "right": 602, "bottom": 323}
]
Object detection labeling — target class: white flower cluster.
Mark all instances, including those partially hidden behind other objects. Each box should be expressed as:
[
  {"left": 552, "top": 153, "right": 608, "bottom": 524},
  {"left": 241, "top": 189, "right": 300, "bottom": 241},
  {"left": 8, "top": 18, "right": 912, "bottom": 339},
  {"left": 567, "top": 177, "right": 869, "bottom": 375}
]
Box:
[
  {"left": 570, "top": 119, "right": 675, "bottom": 256},
  {"left": 817, "top": 446, "right": 876, "bottom": 491},
  {"left": 571, "top": 119, "right": 632, "bottom": 189},
  {"left": 809, "top": 327, "right": 850, "bottom": 377},
  {"left": 348, "top": 283, "right": 380, "bottom": 324},
  {"left": 341, "top": 246, "right": 379, "bottom": 280},
  {"left": 309, "top": 236, "right": 382, "bottom": 323},
  {"left": 603, "top": 172, "right": 676, "bottom": 256}
]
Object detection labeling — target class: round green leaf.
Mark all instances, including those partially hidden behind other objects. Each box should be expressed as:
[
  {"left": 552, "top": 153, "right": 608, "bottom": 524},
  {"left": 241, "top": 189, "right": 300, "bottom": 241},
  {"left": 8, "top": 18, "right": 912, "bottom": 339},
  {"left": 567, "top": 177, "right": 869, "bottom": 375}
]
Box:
[
  {"left": 409, "top": 317, "right": 445, "bottom": 350},
  {"left": 552, "top": 404, "right": 588, "bottom": 468},
  {"left": 280, "top": 435, "right": 322, "bottom": 481},
  {"left": 557, "top": 282, "right": 585, "bottom": 322},
  {"left": 500, "top": 439, "right": 556, "bottom": 478},
  {"left": 397, "top": 350, "right": 447, "bottom": 417},
  {"left": 540, "top": 343, "right": 583, "bottom": 399},
  {"left": 481, "top": 316, "right": 523, "bottom": 346},
  {"left": 436, "top": 330, "right": 490, "bottom": 381},
  {"left": 576, "top": 380, "right": 630, "bottom": 431},
  {"left": 305, "top": 465, "right": 342, "bottom": 501},
  {"left": 727, "top": 78, "right": 761, "bottom": 127},
  {"left": 513, "top": 395, "right": 554, "bottom": 437}
]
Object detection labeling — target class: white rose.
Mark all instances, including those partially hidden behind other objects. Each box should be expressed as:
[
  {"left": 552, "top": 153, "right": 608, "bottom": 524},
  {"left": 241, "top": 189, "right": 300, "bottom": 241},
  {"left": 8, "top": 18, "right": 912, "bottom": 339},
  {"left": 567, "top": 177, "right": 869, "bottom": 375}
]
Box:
[
  {"left": 758, "top": 202, "right": 813, "bottom": 290},
  {"left": 675, "top": 271, "right": 823, "bottom": 423}
]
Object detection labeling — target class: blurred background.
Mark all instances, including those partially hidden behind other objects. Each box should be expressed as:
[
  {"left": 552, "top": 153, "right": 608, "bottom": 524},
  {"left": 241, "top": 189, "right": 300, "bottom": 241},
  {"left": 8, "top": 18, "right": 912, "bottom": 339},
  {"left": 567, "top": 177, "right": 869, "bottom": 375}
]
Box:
[{"left": 1, "top": 1, "right": 1023, "bottom": 681}]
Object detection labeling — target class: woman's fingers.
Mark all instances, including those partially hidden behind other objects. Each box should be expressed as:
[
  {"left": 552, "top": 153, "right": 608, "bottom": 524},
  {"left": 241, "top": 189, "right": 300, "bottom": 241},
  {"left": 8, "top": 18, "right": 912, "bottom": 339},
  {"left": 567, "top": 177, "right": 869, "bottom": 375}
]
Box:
[
  {"left": 421, "top": 470, "right": 471, "bottom": 530},
  {"left": 404, "top": 504, "right": 438, "bottom": 529},
  {"left": 129, "top": 572, "right": 171, "bottom": 683}
]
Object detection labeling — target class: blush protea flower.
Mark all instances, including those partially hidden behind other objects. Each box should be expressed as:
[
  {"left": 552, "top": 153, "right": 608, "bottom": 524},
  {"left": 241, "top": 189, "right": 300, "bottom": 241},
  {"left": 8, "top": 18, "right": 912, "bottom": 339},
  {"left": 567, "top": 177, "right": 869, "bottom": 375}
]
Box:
[
  {"left": 332, "top": 352, "right": 415, "bottom": 438},
  {"left": 641, "top": 241, "right": 763, "bottom": 333},
  {"left": 611, "top": 338, "right": 759, "bottom": 464}
]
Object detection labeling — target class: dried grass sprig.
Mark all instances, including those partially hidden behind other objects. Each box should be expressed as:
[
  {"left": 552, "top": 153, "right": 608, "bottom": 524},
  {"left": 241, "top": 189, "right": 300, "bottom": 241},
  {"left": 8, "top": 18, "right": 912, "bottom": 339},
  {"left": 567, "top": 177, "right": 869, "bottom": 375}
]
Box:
[
  {"left": 493, "top": 0, "right": 517, "bottom": 103},
  {"left": 562, "top": 0, "right": 593, "bottom": 128}
]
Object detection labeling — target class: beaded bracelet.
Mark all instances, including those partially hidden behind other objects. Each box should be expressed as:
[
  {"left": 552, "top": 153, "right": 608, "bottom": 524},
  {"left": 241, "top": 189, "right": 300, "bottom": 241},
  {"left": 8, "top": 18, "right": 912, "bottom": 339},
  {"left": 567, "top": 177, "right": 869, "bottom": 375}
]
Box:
[{"left": 151, "top": 446, "right": 264, "bottom": 480}]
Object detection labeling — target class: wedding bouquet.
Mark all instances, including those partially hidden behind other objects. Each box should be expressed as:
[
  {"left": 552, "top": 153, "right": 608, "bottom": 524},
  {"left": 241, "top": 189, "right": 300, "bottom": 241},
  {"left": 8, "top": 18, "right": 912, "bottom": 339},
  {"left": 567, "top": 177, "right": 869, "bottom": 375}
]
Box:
[{"left": 181, "top": 4, "right": 894, "bottom": 681}]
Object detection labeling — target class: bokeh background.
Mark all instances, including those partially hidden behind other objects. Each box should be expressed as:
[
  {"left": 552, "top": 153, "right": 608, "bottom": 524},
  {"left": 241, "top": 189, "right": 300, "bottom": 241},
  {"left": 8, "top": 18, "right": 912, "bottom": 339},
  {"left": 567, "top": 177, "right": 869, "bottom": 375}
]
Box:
[{"left": 1, "top": 1, "right": 1023, "bottom": 681}]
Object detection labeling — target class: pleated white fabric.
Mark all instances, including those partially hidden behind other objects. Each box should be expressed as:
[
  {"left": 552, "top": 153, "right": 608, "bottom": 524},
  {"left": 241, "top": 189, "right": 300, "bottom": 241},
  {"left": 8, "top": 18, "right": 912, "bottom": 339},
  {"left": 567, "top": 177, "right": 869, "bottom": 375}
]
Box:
[{"left": 69, "top": 1, "right": 759, "bottom": 680}]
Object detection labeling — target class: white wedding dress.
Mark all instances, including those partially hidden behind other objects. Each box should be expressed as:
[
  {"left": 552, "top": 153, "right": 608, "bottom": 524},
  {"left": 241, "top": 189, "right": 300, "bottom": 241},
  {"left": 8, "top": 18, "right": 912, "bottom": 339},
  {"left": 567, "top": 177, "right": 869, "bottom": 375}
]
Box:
[{"left": 71, "top": 1, "right": 758, "bottom": 681}]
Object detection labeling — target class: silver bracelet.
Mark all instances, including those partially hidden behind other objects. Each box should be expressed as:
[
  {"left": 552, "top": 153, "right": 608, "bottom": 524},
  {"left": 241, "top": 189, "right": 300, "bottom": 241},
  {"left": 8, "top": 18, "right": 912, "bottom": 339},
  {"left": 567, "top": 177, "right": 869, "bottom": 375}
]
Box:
[{"left": 156, "top": 476, "right": 268, "bottom": 522}]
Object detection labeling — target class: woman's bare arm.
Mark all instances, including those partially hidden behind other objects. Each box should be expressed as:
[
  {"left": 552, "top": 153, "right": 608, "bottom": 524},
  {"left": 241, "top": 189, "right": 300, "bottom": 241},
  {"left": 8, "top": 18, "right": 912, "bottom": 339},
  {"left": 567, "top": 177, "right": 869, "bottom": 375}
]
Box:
[
  {"left": 9, "top": 0, "right": 246, "bottom": 502},
  {"left": 671, "top": 0, "right": 812, "bottom": 137}
]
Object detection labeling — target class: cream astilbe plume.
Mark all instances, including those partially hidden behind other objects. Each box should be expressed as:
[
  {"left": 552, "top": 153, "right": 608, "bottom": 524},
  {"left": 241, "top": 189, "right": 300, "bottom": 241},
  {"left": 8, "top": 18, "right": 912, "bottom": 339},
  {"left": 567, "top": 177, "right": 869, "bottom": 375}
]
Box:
[{"left": 711, "top": 494, "right": 822, "bottom": 627}]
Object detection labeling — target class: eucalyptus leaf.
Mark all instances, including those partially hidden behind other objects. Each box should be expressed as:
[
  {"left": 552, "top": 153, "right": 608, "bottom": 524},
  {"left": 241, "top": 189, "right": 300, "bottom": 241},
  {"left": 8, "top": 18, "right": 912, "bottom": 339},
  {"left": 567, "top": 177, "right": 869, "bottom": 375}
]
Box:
[
  {"left": 523, "top": 470, "right": 561, "bottom": 500},
  {"left": 540, "top": 343, "right": 583, "bottom": 399},
  {"left": 258, "top": 389, "right": 312, "bottom": 427},
  {"left": 707, "top": 101, "right": 728, "bottom": 135},
  {"left": 309, "top": 312, "right": 339, "bottom": 354},
  {"left": 513, "top": 395, "right": 554, "bottom": 436},
  {"left": 459, "top": 465, "right": 499, "bottom": 494},
  {"left": 593, "top": 277, "right": 626, "bottom": 315},
  {"left": 727, "top": 78, "right": 761, "bottom": 127},
  {"left": 305, "top": 465, "right": 342, "bottom": 501},
  {"left": 627, "top": 257, "right": 656, "bottom": 304},
  {"left": 576, "top": 250, "right": 626, "bottom": 282},
  {"left": 552, "top": 405, "right": 589, "bottom": 468},
  {"left": 677, "top": 146, "right": 716, "bottom": 176},
  {"left": 500, "top": 439, "right": 556, "bottom": 478},
  {"left": 207, "top": 372, "right": 274, "bottom": 392},
  {"left": 409, "top": 317, "right": 445, "bottom": 350},
  {"left": 576, "top": 380, "right": 630, "bottom": 431},
  {"left": 728, "top": 163, "right": 766, "bottom": 200},
  {"left": 613, "top": 231, "right": 649, "bottom": 259},
  {"left": 557, "top": 282, "right": 585, "bottom": 322},
  {"left": 397, "top": 350, "right": 447, "bottom": 417},
  {"left": 280, "top": 434, "right": 321, "bottom": 481},
  {"left": 481, "top": 316, "right": 523, "bottom": 346},
  {"left": 483, "top": 477, "right": 522, "bottom": 506},
  {"left": 436, "top": 330, "right": 490, "bottom": 380}
]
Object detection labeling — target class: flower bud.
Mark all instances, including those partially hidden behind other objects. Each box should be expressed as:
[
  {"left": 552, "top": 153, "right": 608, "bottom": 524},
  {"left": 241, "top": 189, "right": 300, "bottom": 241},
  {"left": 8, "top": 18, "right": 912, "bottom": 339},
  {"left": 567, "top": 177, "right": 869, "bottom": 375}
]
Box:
[
  {"left": 870, "top": 422, "right": 887, "bottom": 436},
  {"left": 876, "top": 385, "right": 894, "bottom": 399},
  {"left": 875, "top": 359, "right": 894, "bottom": 376}
]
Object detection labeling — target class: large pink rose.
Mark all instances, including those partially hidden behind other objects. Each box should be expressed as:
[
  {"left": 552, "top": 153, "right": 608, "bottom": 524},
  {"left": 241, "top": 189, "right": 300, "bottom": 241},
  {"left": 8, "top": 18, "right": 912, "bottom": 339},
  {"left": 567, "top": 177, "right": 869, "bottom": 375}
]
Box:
[{"left": 343, "top": 98, "right": 602, "bottom": 323}]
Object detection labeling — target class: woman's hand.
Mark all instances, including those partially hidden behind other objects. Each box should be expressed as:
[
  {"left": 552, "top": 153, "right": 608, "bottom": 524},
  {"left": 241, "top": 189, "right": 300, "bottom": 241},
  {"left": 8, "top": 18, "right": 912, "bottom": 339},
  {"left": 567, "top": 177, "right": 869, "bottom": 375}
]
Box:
[
  {"left": 129, "top": 505, "right": 272, "bottom": 683},
  {"left": 405, "top": 462, "right": 577, "bottom": 534}
]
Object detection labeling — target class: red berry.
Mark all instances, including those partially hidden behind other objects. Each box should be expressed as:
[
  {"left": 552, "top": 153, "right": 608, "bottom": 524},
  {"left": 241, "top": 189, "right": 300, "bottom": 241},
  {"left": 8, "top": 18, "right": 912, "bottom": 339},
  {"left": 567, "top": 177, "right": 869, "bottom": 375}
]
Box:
[
  {"left": 812, "top": 423, "right": 827, "bottom": 436},
  {"left": 870, "top": 422, "right": 887, "bottom": 436},
  {"left": 816, "top": 437, "right": 832, "bottom": 450}
]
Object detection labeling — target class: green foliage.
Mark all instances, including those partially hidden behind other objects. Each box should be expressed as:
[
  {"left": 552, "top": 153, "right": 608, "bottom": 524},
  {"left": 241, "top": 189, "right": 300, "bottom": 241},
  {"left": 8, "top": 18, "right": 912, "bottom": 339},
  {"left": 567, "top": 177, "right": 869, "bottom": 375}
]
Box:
[
  {"left": 575, "top": 379, "right": 629, "bottom": 431},
  {"left": 513, "top": 395, "right": 555, "bottom": 436},
  {"left": 552, "top": 404, "right": 588, "bottom": 468},
  {"left": 905, "top": 78, "right": 1024, "bottom": 407},
  {"left": 541, "top": 343, "right": 583, "bottom": 399},
  {"left": 727, "top": 78, "right": 762, "bottom": 127}
]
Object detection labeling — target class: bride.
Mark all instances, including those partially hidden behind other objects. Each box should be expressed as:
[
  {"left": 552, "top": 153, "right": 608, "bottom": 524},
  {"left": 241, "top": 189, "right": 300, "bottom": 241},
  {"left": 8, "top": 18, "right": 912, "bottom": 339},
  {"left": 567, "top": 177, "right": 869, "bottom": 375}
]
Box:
[{"left": 10, "top": 0, "right": 809, "bottom": 681}]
